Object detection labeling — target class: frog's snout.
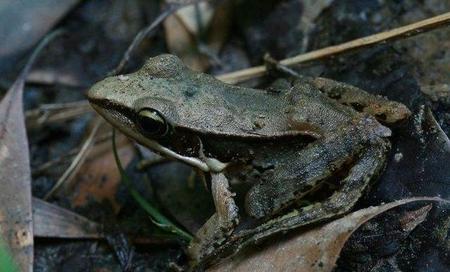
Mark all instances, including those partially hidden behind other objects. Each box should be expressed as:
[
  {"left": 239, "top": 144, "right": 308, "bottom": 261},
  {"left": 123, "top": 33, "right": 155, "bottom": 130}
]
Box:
[{"left": 87, "top": 79, "right": 111, "bottom": 102}]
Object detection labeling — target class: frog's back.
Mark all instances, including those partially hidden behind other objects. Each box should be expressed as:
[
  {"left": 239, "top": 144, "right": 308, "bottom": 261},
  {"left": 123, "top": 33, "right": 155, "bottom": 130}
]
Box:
[
  {"left": 174, "top": 71, "right": 310, "bottom": 138},
  {"left": 133, "top": 54, "right": 317, "bottom": 139}
]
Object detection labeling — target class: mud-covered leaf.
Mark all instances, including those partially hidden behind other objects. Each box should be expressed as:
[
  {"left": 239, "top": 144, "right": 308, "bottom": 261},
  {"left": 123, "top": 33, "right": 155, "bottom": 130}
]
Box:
[
  {"left": 209, "top": 197, "right": 446, "bottom": 272},
  {"left": 33, "top": 198, "right": 102, "bottom": 239},
  {"left": 164, "top": 2, "right": 211, "bottom": 71}
]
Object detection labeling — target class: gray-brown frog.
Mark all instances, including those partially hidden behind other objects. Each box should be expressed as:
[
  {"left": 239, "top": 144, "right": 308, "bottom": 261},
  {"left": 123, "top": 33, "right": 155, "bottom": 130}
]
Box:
[{"left": 87, "top": 54, "right": 411, "bottom": 268}]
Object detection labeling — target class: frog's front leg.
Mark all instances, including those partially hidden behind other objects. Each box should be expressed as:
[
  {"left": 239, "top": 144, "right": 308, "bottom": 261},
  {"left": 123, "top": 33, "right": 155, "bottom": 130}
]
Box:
[
  {"left": 305, "top": 77, "right": 411, "bottom": 123},
  {"left": 187, "top": 173, "right": 239, "bottom": 265}
]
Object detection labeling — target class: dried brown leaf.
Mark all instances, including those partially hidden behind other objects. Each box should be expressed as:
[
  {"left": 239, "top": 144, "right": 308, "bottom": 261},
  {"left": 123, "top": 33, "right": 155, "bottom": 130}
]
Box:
[
  {"left": 209, "top": 197, "right": 447, "bottom": 272},
  {"left": 164, "top": 1, "right": 231, "bottom": 71},
  {"left": 69, "top": 132, "right": 135, "bottom": 213},
  {"left": 164, "top": 7, "right": 209, "bottom": 71},
  {"left": 32, "top": 198, "right": 102, "bottom": 239},
  {"left": 0, "top": 32, "right": 61, "bottom": 271},
  {"left": 0, "top": 77, "right": 34, "bottom": 271},
  {"left": 399, "top": 204, "right": 432, "bottom": 232},
  {"left": 174, "top": 2, "right": 214, "bottom": 35},
  {"left": 43, "top": 118, "right": 102, "bottom": 200}
]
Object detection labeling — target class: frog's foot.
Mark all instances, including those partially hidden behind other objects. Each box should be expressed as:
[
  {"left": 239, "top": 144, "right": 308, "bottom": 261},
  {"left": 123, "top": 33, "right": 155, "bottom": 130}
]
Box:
[
  {"left": 307, "top": 77, "right": 411, "bottom": 123},
  {"left": 188, "top": 173, "right": 239, "bottom": 265}
]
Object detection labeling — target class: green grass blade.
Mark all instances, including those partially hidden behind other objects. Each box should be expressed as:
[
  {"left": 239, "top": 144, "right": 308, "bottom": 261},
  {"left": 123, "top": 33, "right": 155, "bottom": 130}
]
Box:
[
  {"left": 0, "top": 239, "right": 19, "bottom": 272},
  {"left": 112, "top": 129, "right": 193, "bottom": 241}
]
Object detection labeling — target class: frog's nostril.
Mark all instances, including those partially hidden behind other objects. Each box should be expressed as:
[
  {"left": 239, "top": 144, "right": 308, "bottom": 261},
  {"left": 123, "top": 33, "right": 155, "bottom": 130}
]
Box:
[{"left": 88, "top": 78, "right": 115, "bottom": 101}]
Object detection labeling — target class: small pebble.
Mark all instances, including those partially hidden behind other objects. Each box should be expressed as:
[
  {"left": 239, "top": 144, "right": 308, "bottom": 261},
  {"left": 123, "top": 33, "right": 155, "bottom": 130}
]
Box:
[{"left": 394, "top": 152, "right": 403, "bottom": 162}]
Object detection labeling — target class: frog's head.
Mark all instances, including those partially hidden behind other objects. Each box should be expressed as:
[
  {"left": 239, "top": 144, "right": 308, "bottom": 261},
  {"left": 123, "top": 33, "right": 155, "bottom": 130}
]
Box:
[{"left": 88, "top": 54, "right": 225, "bottom": 172}]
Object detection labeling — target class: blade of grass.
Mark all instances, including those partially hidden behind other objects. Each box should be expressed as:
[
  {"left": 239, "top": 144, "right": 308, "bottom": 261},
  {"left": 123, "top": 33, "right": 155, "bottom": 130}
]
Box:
[
  {"left": 112, "top": 129, "right": 193, "bottom": 242},
  {"left": 0, "top": 239, "right": 18, "bottom": 272}
]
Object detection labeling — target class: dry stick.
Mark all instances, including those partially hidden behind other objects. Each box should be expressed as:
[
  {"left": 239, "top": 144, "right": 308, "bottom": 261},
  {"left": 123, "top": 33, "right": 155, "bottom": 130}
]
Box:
[
  {"left": 31, "top": 100, "right": 90, "bottom": 111},
  {"left": 217, "top": 12, "right": 450, "bottom": 84},
  {"left": 110, "top": 0, "right": 205, "bottom": 76},
  {"left": 44, "top": 118, "right": 102, "bottom": 200},
  {"left": 40, "top": 106, "right": 92, "bottom": 124}
]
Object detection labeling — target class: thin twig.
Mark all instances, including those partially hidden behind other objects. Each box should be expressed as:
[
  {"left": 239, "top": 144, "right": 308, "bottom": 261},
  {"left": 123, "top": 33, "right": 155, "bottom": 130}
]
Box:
[
  {"left": 109, "top": 0, "right": 205, "bottom": 76},
  {"left": 217, "top": 12, "right": 450, "bottom": 84},
  {"left": 26, "top": 101, "right": 92, "bottom": 128},
  {"left": 44, "top": 118, "right": 102, "bottom": 200},
  {"left": 32, "top": 131, "right": 114, "bottom": 176},
  {"left": 29, "top": 100, "right": 90, "bottom": 111}
]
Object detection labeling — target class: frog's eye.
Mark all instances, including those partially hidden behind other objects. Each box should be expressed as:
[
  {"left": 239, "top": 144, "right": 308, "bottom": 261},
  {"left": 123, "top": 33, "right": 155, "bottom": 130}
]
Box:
[{"left": 136, "top": 108, "right": 169, "bottom": 138}]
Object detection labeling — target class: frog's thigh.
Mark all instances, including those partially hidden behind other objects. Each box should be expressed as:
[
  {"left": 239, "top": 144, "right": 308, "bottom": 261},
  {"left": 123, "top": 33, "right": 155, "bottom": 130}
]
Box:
[
  {"left": 246, "top": 131, "right": 362, "bottom": 218},
  {"left": 311, "top": 77, "right": 379, "bottom": 104},
  {"left": 247, "top": 140, "right": 389, "bottom": 241},
  {"left": 310, "top": 77, "right": 410, "bottom": 123},
  {"left": 288, "top": 81, "right": 353, "bottom": 134}
]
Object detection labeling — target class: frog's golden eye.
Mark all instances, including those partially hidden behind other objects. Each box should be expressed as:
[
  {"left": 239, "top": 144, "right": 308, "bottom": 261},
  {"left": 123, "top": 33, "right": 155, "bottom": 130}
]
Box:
[{"left": 136, "top": 108, "right": 169, "bottom": 137}]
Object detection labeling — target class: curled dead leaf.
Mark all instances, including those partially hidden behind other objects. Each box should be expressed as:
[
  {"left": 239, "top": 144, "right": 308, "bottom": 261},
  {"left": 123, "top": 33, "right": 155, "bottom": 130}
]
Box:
[{"left": 208, "top": 197, "right": 448, "bottom": 272}]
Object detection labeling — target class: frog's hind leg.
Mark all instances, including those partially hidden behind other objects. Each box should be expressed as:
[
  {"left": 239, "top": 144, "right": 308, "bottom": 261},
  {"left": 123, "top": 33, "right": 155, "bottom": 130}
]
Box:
[
  {"left": 308, "top": 77, "right": 411, "bottom": 123},
  {"left": 236, "top": 139, "right": 389, "bottom": 252}
]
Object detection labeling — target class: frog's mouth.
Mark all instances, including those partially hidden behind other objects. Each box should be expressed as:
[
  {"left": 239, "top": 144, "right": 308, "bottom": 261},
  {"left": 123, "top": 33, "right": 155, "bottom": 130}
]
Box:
[{"left": 89, "top": 101, "right": 227, "bottom": 173}]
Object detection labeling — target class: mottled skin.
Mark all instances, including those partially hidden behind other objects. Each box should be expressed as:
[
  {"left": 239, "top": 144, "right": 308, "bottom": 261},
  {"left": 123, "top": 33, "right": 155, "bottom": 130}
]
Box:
[{"left": 88, "top": 54, "right": 411, "bottom": 268}]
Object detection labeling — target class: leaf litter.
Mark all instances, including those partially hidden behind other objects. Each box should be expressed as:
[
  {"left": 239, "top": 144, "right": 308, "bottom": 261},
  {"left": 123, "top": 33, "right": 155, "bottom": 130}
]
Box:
[
  {"left": 209, "top": 197, "right": 448, "bottom": 272},
  {"left": 0, "top": 30, "right": 62, "bottom": 272},
  {"left": 0, "top": 1, "right": 450, "bottom": 270}
]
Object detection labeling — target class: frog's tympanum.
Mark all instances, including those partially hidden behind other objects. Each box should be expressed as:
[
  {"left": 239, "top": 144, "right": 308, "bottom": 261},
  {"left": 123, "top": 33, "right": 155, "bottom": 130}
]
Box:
[{"left": 88, "top": 54, "right": 411, "bottom": 268}]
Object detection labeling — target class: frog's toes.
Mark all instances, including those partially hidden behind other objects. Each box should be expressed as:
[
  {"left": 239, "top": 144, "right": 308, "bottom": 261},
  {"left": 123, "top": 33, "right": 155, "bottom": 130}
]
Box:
[{"left": 357, "top": 116, "right": 392, "bottom": 138}]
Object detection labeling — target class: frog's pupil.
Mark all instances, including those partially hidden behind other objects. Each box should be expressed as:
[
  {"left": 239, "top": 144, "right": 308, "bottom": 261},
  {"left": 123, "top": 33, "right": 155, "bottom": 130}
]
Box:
[{"left": 137, "top": 109, "right": 167, "bottom": 137}]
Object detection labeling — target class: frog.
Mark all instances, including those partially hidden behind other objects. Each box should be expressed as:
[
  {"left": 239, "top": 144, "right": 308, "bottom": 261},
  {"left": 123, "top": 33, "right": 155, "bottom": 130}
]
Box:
[{"left": 87, "top": 54, "right": 411, "bottom": 268}]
